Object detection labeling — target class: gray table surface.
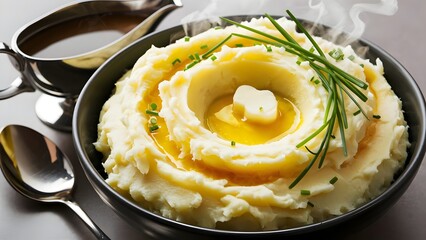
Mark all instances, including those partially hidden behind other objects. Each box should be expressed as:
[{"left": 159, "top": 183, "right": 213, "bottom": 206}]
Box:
[{"left": 0, "top": 0, "right": 425, "bottom": 239}]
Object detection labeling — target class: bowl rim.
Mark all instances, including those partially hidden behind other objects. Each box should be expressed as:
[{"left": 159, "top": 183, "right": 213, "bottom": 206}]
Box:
[{"left": 72, "top": 16, "right": 426, "bottom": 237}]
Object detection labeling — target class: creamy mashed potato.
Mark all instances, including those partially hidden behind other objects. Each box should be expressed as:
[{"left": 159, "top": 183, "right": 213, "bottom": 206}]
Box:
[{"left": 95, "top": 16, "right": 409, "bottom": 230}]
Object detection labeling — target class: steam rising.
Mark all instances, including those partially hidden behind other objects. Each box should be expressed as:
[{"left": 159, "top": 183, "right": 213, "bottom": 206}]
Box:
[{"left": 180, "top": 0, "right": 398, "bottom": 48}]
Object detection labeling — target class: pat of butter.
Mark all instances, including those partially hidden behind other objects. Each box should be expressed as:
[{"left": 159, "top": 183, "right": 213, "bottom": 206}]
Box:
[{"left": 233, "top": 85, "right": 278, "bottom": 124}]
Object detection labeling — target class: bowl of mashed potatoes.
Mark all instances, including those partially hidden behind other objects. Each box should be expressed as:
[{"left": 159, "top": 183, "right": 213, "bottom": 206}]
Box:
[{"left": 73, "top": 15, "right": 426, "bottom": 239}]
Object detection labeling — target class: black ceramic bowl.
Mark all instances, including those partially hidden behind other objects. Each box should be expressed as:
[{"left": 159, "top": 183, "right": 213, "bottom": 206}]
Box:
[{"left": 73, "top": 17, "right": 426, "bottom": 239}]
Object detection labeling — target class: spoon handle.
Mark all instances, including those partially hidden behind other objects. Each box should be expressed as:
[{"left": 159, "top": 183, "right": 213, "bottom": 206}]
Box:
[{"left": 63, "top": 198, "right": 110, "bottom": 240}]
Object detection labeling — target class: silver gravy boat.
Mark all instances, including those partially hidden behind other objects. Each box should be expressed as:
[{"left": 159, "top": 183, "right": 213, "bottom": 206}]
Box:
[{"left": 0, "top": 0, "right": 182, "bottom": 131}]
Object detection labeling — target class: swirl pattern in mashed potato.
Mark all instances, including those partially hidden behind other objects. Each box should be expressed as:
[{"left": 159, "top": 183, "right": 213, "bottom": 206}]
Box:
[{"left": 94, "top": 16, "right": 409, "bottom": 230}]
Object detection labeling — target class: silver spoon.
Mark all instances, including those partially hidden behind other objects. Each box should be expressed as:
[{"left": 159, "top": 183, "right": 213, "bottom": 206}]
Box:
[{"left": 0, "top": 125, "right": 109, "bottom": 240}]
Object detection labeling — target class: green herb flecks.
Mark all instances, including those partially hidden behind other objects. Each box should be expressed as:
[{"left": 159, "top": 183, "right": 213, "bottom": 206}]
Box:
[
  {"left": 265, "top": 45, "right": 272, "bottom": 52},
  {"left": 146, "top": 103, "right": 160, "bottom": 132},
  {"left": 329, "top": 48, "right": 345, "bottom": 61},
  {"left": 329, "top": 176, "right": 338, "bottom": 184},
  {"left": 300, "top": 189, "right": 311, "bottom": 196},
  {"left": 172, "top": 58, "right": 181, "bottom": 66},
  {"left": 145, "top": 109, "right": 159, "bottom": 116}
]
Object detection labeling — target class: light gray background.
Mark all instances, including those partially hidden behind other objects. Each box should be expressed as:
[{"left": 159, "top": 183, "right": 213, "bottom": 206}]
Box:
[{"left": 0, "top": 0, "right": 425, "bottom": 239}]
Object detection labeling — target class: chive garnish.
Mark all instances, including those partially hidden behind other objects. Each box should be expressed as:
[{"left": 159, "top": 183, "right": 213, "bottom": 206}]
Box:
[
  {"left": 185, "top": 61, "right": 199, "bottom": 70},
  {"left": 348, "top": 55, "right": 356, "bottom": 61},
  {"left": 305, "top": 146, "right": 316, "bottom": 155},
  {"left": 353, "top": 109, "right": 361, "bottom": 116},
  {"left": 231, "top": 141, "right": 236, "bottom": 146},
  {"left": 149, "top": 125, "right": 159, "bottom": 132},
  {"left": 329, "top": 48, "right": 345, "bottom": 61},
  {"left": 145, "top": 110, "right": 159, "bottom": 116},
  {"left": 149, "top": 117, "right": 157, "bottom": 125},
  {"left": 190, "top": 11, "right": 371, "bottom": 188},
  {"left": 184, "top": 36, "right": 190, "bottom": 42},
  {"left": 147, "top": 104, "right": 160, "bottom": 132},
  {"left": 235, "top": 43, "right": 244, "bottom": 47},
  {"left": 300, "top": 189, "right": 311, "bottom": 196},
  {"left": 146, "top": 103, "right": 159, "bottom": 116},
  {"left": 265, "top": 45, "right": 272, "bottom": 52},
  {"left": 172, "top": 58, "right": 181, "bottom": 65},
  {"left": 210, "top": 55, "right": 217, "bottom": 61},
  {"left": 189, "top": 54, "right": 195, "bottom": 60},
  {"left": 200, "top": 44, "right": 208, "bottom": 49},
  {"left": 329, "top": 176, "right": 338, "bottom": 184}
]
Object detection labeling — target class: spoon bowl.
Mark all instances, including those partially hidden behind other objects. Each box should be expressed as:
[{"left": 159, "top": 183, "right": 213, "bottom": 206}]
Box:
[{"left": 0, "top": 125, "right": 109, "bottom": 240}]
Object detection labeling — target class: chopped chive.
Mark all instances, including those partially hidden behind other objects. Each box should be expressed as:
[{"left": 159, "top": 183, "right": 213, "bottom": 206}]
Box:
[
  {"left": 259, "top": 106, "right": 264, "bottom": 111},
  {"left": 300, "top": 189, "right": 311, "bottom": 196},
  {"left": 314, "top": 79, "right": 320, "bottom": 84},
  {"left": 146, "top": 110, "right": 159, "bottom": 116},
  {"left": 194, "top": 53, "right": 201, "bottom": 61},
  {"left": 149, "top": 125, "right": 159, "bottom": 132},
  {"left": 307, "top": 201, "right": 315, "bottom": 207},
  {"left": 149, "top": 117, "right": 157, "bottom": 125},
  {"left": 188, "top": 54, "right": 195, "bottom": 60},
  {"left": 150, "top": 103, "right": 157, "bottom": 111},
  {"left": 329, "top": 48, "right": 344, "bottom": 62},
  {"left": 231, "top": 141, "right": 236, "bottom": 146},
  {"left": 353, "top": 109, "right": 361, "bottom": 116},
  {"left": 360, "top": 63, "right": 365, "bottom": 68},
  {"left": 172, "top": 58, "right": 181, "bottom": 65},
  {"left": 200, "top": 44, "right": 208, "bottom": 49},
  {"left": 296, "top": 60, "right": 302, "bottom": 65},
  {"left": 310, "top": 76, "right": 315, "bottom": 82},
  {"left": 184, "top": 36, "right": 190, "bottom": 42},
  {"left": 185, "top": 61, "right": 199, "bottom": 70},
  {"left": 210, "top": 55, "right": 217, "bottom": 61},
  {"left": 214, "top": 26, "right": 222, "bottom": 30},
  {"left": 348, "top": 55, "right": 355, "bottom": 61},
  {"left": 235, "top": 43, "right": 244, "bottom": 47},
  {"left": 309, "top": 46, "right": 315, "bottom": 53},
  {"left": 329, "top": 176, "right": 338, "bottom": 184},
  {"left": 265, "top": 45, "right": 272, "bottom": 52},
  {"left": 373, "top": 114, "right": 381, "bottom": 119}
]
